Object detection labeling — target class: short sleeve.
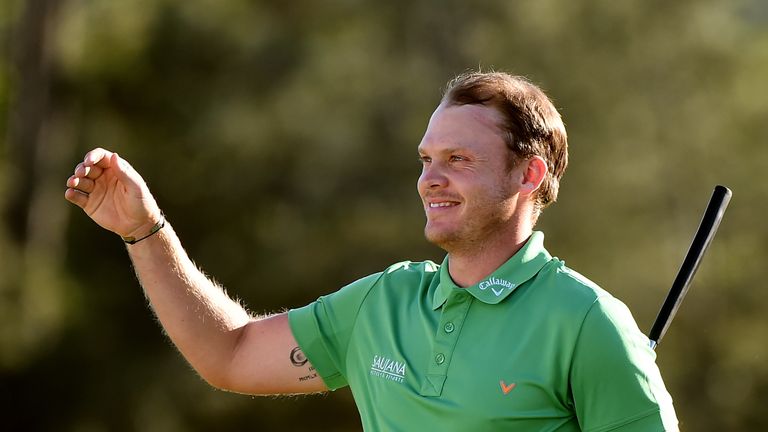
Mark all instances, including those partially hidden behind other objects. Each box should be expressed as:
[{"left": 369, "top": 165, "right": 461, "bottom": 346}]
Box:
[
  {"left": 288, "top": 272, "right": 383, "bottom": 390},
  {"left": 571, "top": 296, "right": 679, "bottom": 431}
]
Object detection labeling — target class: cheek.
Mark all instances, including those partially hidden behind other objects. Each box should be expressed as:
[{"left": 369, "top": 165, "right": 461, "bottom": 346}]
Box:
[{"left": 471, "top": 178, "right": 513, "bottom": 206}]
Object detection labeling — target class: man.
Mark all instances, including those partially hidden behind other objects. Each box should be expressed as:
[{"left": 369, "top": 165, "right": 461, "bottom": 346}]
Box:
[{"left": 65, "top": 71, "right": 679, "bottom": 431}]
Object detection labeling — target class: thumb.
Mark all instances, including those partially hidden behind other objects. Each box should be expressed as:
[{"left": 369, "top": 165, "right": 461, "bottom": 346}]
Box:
[{"left": 111, "top": 153, "right": 146, "bottom": 193}]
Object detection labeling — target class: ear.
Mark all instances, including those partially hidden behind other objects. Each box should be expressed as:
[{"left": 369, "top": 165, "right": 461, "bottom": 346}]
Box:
[{"left": 518, "top": 156, "right": 548, "bottom": 198}]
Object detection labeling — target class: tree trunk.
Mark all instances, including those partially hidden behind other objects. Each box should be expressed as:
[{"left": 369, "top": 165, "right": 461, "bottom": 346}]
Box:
[{"left": 1, "top": 0, "right": 74, "bottom": 369}]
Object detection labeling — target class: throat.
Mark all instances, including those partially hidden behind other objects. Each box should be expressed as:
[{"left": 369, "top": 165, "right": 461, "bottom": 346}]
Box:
[{"left": 446, "top": 235, "right": 529, "bottom": 288}]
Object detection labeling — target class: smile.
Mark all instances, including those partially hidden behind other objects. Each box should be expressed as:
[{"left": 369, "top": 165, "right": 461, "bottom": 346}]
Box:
[{"left": 429, "top": 202, "right": 459, "bottom": 208}]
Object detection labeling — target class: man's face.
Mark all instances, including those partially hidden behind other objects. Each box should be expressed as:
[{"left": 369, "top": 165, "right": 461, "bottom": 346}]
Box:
[{"left": 417, "top": 103, "right": 524, "bottom": 252}]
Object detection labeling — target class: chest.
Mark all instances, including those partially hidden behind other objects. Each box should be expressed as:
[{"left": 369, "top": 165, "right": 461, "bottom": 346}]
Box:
[{"left": 345, "top": 290, "right": 580, "bottom": 430}]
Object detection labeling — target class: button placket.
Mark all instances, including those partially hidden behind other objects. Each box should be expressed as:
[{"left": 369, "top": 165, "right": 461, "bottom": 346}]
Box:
[{"left": 419, "top": 290, "right": 473, "bottom": 397}]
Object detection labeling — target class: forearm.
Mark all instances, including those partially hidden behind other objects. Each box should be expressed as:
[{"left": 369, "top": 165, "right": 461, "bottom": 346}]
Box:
[
  {"left": 126, "top": 221, "right": 250, "bottom": 386},
  {"left": 66, "top": 150, "right": 322, "bottom": 394}
]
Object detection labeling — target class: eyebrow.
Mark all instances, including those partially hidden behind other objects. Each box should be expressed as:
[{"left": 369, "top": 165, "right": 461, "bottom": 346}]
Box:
[{"left": 417, "top": 146, "right": 466, "bottom": 155}]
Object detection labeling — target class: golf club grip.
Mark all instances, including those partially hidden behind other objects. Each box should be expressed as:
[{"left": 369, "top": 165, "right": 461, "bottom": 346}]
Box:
[{"left": 648, "top": 185, "right": 732, "bottom": 348}]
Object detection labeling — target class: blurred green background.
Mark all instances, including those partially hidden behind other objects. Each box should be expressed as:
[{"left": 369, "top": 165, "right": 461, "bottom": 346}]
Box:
[{"left": 1, "top": 0, "right": 767, "bottom": 430}]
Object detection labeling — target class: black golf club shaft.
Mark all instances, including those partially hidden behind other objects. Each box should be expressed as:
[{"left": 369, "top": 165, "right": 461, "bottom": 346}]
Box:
[{"left": 648, "top": 185, "right": 732, "bottom": 349}]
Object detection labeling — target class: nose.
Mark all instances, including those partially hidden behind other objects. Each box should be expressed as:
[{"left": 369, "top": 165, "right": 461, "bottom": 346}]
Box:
[{"left": 417, "top": 162, "right": 448, "bottom": 192}]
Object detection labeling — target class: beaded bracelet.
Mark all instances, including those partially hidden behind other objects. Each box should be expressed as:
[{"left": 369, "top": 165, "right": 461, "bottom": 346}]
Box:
[{"left": 122, "top": 216, "right": 166, "bottom": 245}]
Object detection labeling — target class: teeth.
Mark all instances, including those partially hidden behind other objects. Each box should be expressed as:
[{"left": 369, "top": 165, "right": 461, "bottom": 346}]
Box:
[{"left": 430, "top": 202, "right": 457, "bottom": 208}]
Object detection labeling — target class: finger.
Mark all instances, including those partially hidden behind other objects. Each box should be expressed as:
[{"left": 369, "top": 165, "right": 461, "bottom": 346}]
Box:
[
  {"left": 67, "top": 175, "right": 96, "bottom": 194},
  {"left": 83, "top": 147, "right": 115, "bottom": 169},
  {"left": 74, "top": 163, "right": 104, "bottom": 180},
  {"left": 64, "top": 187, "right": 89, "bottom": 209}
]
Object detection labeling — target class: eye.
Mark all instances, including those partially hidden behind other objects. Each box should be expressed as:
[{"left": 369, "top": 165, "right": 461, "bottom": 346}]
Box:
[
  {"left": 449, "top": 155, "right": 467, "bottom": 162},
  {"left": 418, "top": 155, "right": 431, "bottom": 164}
]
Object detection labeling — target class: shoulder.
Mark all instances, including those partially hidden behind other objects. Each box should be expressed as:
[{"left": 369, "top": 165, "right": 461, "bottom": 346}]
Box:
[
  {"left": 537, "top": 259, "right": 648, "bottom": 345},
  {"left": 535, "top": 257, "right": 610, "bottom": 306},
  {"left": 382, "top": 260, "right": 440, "bottom": 280},
  {"left": 368, "top": 260, "right": 440, "bottom": 292},
  {"left": 326, "top": 260, "right": 440, "bottom": 299},
  {"left": 531, "top": 258, "right": 642, "bottom": 331}
]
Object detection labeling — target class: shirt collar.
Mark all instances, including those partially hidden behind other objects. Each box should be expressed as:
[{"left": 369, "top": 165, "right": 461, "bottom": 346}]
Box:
[{"left": 431, "top": 231, "right": 552, "bottom": 310}]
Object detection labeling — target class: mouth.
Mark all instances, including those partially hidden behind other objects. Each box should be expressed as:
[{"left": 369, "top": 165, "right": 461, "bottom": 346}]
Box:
[
  {"left": 425, "top": 199, "right": 461, "bottom": 213},
  {"left": 428, "top": 201, "right": 460, "bottom": 208}
]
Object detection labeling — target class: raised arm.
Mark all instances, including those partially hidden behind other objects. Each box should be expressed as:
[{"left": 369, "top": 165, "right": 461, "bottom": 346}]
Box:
[{"left": 65, "top": 148, "right": 326, "bottom": 395}]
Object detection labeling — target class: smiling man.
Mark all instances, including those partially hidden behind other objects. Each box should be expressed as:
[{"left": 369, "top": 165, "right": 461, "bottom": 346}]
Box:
[{"left": 65, "top": 71, "right": 679, "bottom": 431}]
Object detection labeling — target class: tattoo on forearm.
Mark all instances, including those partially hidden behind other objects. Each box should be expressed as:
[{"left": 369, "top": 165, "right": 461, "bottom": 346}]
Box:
[
  {"left": 298, "top": 367, "right": 317, "bottom": 382},
  {"left": 290, "top": 346, "right": 308, "bottom": 367},
  {"left": 291, "top": 346, "right": 317, "bottom": 382}
]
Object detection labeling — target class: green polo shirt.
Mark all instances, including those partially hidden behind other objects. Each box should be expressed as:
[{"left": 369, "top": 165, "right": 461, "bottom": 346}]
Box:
[{"left": 289, "top": 232, "right": 678, "bottom": 431}]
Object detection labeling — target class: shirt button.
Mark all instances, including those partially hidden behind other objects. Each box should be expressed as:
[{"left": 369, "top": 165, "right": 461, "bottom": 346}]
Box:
[
  {"left": 435, "top": 353, "right": 445, "bottom": 365},
  {"left": 444, "top": 322, "right": 455, "bottom": 333}
]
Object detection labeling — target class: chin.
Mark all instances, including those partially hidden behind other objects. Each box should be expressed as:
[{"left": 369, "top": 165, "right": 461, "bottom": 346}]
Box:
[{"left": 424, "top": 227, "right": 460, "bottom": 251}]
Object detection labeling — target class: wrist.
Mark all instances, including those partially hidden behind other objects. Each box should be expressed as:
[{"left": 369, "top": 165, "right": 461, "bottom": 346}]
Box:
[{"left": 122, "top": 214, "right": 166, "bottom": 245}]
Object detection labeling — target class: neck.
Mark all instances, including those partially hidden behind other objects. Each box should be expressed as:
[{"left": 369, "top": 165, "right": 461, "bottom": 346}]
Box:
[{"left": 447, "top": 225, "right": 533, "bottom": 288}]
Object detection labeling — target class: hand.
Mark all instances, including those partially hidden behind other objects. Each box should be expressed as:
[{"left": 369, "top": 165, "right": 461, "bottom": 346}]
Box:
[{"left": 65, "top": 148, "right": 162, "bottom": 239}]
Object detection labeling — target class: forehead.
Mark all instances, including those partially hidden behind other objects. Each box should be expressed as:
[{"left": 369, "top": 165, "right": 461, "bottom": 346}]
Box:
[{"left": 418, "top": 103, "right": 505, "bottom": 152}]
